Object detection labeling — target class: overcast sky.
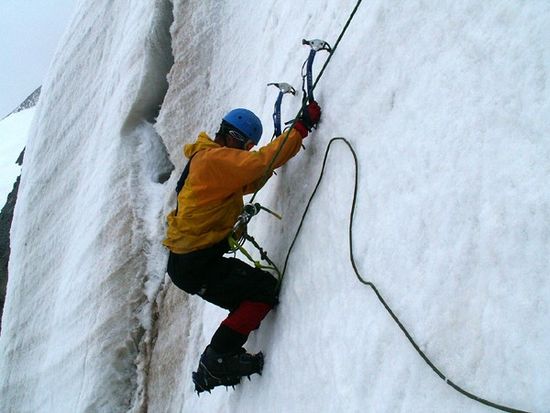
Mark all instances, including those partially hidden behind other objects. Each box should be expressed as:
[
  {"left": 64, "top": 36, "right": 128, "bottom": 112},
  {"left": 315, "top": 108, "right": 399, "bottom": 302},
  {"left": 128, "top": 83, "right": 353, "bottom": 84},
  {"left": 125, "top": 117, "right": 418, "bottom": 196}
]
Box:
[{"left": 0, "top": 0, "right": 77, "bottom": 118}]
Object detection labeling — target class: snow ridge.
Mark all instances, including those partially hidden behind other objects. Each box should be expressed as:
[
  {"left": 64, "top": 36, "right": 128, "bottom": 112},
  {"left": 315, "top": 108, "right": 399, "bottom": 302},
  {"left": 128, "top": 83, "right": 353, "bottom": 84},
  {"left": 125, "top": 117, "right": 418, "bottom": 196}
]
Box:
[{"left": 3, "top": 87, "right": 41, "bottom": 119}]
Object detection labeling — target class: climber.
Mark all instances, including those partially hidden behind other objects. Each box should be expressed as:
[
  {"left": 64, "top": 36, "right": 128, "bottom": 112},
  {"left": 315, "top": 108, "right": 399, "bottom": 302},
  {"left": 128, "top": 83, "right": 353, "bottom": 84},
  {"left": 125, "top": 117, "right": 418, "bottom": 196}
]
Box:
[{"left": 163, "top": 101, "right": 322, "bottom": 393}]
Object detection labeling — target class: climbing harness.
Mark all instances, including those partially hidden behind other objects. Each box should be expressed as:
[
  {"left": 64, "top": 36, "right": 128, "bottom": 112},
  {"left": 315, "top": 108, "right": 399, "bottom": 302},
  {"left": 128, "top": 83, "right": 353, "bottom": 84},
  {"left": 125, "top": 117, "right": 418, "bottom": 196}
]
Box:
[
  {"left": 227, "top": 202, "right": 283, "bottom": 280},
  {"left": 268, "top": 82, "right": 296, "bottom": 137},
  {"left": 301, "top": 39, "right": 332, "bottom": 103}
]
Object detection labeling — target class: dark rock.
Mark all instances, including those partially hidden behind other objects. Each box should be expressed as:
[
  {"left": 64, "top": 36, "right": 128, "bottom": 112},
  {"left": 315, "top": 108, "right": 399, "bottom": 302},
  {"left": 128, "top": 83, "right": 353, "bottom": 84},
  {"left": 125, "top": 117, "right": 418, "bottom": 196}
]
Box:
[{"left": 0, "top": 175, "right": 20, "bottom": 332}]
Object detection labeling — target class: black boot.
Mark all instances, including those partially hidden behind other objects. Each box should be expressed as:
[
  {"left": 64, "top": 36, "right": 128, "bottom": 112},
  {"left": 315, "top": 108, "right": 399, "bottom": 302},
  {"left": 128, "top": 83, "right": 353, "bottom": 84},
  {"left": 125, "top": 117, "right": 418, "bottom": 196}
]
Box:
[{"left": 192, "top": 346, "right": 264, "bottom": 394}]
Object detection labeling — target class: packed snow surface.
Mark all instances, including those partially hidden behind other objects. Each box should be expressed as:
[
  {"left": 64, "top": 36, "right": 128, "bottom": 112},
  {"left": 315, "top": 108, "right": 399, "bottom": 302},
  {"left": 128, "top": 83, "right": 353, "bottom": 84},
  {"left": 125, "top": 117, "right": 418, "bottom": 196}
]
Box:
[
  {"left": 0, "top": 108, "right": 34, "bottom": 205},
  {"left": 1, "top": 1, "right": 549, "bottom": 412}
]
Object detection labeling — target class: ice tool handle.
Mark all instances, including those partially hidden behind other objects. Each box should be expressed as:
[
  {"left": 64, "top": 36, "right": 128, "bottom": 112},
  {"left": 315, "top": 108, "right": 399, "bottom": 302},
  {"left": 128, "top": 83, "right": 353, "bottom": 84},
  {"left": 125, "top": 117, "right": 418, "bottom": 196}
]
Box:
[
  {"left": 302, "top": 39, "right": 332, "bottom": 103},
  {"left": 268, "top": 83, "right": 296, "bottom": 137}
]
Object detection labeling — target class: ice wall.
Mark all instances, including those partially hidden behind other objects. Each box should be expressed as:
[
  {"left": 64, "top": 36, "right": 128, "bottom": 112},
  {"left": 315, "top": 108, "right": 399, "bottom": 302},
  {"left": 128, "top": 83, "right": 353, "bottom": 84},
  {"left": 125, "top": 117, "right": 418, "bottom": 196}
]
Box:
[
  {"left": 0, "top": 0, "right": 548, "bottom": 412},
  {"left": 154, "top": 1, "right": 549, "bottom": 412},
  {"left": 0, "top": 0, "right": 174, "bottom": 411}
]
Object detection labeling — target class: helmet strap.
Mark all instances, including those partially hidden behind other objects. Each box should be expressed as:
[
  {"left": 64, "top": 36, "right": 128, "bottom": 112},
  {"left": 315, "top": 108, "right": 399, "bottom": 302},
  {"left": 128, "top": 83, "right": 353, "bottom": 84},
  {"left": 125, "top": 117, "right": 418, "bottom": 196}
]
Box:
[{"left": 217, "top": 122, "right": 248, "bottom": 149}]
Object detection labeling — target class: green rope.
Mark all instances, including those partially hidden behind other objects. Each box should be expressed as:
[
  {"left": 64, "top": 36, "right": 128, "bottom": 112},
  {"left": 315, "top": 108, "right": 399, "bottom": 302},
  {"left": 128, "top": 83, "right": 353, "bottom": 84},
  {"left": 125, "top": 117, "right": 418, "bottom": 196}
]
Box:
[
  {"left": 280, "top": 137, "right": 531, "bottom": 413},
  {"left": 233, "top": 0, "right": 364, "bottom": 289},
  {"left": 226, "top": 1, "right": 532, "bottom": 407},
  {"left": 231, "top": 1, "right": 530, "bottom": 409}
]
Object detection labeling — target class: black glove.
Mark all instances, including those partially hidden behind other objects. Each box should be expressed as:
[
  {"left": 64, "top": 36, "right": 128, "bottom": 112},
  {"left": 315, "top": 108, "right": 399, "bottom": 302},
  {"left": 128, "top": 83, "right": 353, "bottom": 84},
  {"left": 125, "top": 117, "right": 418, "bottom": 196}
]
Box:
[{"left": 300, "top": 100, "right": 321, "bottom": 129}]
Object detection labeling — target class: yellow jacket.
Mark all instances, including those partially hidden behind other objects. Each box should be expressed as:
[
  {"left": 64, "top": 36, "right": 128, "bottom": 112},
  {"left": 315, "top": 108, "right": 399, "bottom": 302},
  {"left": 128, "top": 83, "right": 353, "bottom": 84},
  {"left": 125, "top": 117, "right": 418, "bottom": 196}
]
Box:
[{"left": 164, "top": 129, "right": 304, "bottom": 254}]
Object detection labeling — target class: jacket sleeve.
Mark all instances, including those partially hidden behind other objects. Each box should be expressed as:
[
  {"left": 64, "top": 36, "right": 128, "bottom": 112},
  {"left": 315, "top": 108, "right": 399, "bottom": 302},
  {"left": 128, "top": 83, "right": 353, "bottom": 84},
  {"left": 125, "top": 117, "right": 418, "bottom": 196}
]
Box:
[
  {"left": 197, "top": 128, "right": 304, "bottom": 198},
  {"left": 242, "top": 171, "right": 273, "bottom": 195}
]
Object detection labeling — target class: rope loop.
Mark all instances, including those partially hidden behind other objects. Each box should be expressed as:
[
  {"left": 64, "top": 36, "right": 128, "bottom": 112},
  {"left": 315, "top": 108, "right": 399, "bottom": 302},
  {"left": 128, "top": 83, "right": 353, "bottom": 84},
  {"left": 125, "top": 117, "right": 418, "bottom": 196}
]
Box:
[
  {"left": 280, "top": 137, "right": 530, "bottom": 413},
  {"left": 223, "top": 1, "right": 532, "bottom": 408}
]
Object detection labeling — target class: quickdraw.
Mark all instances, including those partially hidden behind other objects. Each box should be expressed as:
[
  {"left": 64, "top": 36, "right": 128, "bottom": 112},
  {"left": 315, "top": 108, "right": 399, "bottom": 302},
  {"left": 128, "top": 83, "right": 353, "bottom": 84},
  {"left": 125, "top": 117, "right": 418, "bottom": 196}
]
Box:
[
  {"left": 228, "top": 203, "right": 283, "bottom": 281},
  {"left": 268, "top": 82, "right": 296, "bottom": 137}
]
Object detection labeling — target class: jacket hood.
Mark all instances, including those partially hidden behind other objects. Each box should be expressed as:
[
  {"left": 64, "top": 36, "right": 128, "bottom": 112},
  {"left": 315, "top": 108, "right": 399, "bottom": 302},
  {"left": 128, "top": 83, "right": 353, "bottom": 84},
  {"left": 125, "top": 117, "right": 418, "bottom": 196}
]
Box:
[{"left": 183, "top": 131, "right": 219, "bottom": 159}]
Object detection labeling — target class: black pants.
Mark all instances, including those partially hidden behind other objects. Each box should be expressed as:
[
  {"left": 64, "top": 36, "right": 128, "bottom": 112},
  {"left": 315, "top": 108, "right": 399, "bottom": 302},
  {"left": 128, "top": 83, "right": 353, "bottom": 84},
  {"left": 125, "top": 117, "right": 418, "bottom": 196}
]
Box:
[
  {"left": 167, "top": 242, "right": 278, "bottom": 352},
  {"left": 166, "top": 242, "right": 278, "bottom": 311}
]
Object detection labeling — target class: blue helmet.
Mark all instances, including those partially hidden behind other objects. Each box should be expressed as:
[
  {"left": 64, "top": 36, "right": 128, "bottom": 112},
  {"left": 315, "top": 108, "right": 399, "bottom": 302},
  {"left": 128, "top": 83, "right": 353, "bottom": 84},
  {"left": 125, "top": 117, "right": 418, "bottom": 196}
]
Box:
[{"left": 222, "top": 108, "right": 263, "bottom": 145}]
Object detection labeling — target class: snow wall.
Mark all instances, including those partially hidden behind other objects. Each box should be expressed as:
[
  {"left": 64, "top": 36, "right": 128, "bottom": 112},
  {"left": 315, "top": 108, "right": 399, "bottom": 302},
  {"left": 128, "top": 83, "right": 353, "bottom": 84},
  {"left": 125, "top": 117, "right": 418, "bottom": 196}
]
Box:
[{"left": 1, "top": 1, "right": 549, "bottom": 412}]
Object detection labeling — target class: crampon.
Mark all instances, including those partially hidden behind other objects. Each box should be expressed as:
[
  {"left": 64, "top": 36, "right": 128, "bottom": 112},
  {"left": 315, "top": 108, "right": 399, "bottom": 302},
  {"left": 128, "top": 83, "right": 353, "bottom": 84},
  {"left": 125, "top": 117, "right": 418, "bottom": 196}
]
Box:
[{"left": 192, "top": 348, "right": 264, "bottom": 395}]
